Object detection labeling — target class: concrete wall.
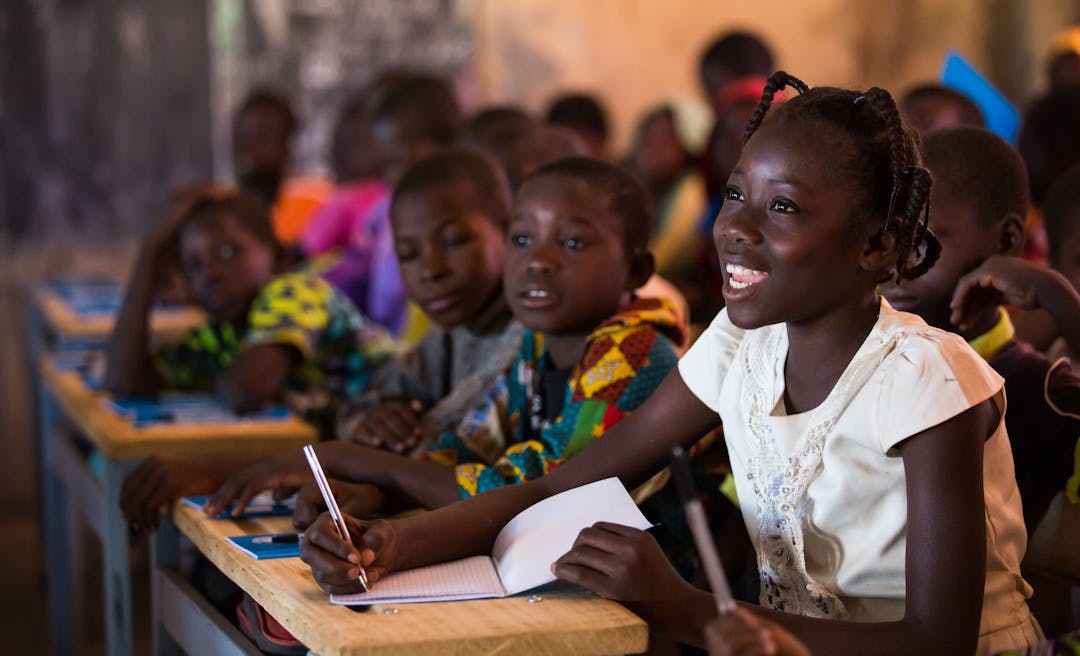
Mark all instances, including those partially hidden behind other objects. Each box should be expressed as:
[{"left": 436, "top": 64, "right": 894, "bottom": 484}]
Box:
[{"left": 469, "top": 0, "right": 1080, "bottom": 153}]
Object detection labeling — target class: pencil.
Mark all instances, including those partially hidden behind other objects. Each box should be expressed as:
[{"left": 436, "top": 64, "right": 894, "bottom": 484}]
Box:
[
  {"left": 303, "top": 444, "right": 369, "bottom": 591},
  {"left": 670, "top": 446, "right": 736, "bottom": 615}
]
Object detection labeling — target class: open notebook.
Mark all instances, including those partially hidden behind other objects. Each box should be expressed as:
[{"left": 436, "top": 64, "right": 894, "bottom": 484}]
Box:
[{"left": 330, "top": 477, "right": 652, "bottom": 605}]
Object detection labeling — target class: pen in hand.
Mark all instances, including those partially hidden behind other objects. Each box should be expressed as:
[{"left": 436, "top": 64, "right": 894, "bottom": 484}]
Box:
[{"left": 303, "top": 444, "right": 369, "bottom": 591}]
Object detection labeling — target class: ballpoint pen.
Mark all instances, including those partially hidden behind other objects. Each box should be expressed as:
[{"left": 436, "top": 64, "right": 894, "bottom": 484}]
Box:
[{"left": 303, "top": 444, "right": 369, "bottom": 591}]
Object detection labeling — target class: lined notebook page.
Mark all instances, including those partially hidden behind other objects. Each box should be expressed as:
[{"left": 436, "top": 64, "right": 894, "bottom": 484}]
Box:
[{"left": 330, "top": 555, "right": 505, "bottom": 605}]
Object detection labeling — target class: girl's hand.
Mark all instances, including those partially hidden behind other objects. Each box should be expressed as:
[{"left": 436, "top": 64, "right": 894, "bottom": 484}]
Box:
[
  {"left": 704, "top": 607, "right": 779, "bottom": 656},
  {"left": 552, "top": 522, "right": 684, "bottom": 604},
  {"left": 348, "top": 400, "right": 424, "bottom": 453},
  {"left": 301, "top": 513, "right": 396, "bottom": 594},
  {"left": 292, "top": 479, "right": 387, "bottom": 530},
  {"left": 949, "top": 255, "right": 1045, "bottom": 331},
  {"left": 204, "top": 452, "right": 310, "bottom": 517}
]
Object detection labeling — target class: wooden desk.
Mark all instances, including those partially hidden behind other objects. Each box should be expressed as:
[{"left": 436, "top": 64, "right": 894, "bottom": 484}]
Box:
[
  {"left": 34, "top": 284, "right": 204, "bottom": 348},
  {"left": 39, "top": 355, "right": 317, "bottom": 656},
  {"left": 153, "top": 504, "right": 649, "bottom": 656}
]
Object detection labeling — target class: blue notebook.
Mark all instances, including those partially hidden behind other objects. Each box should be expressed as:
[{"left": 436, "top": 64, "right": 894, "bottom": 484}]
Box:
[
  {"left": 181, "top": 493, "right": 295, "bottom": 519},
  {"left": 226, "top": 533, "right": 303, "bottom": 559}
]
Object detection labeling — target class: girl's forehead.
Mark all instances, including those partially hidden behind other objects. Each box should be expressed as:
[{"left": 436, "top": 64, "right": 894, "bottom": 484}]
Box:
[
  {"left": 180, "top": 213, "right": 262, "bottom": 247},
  {"left": 739, "top": 119, "right": 853, "bottom": 186}
]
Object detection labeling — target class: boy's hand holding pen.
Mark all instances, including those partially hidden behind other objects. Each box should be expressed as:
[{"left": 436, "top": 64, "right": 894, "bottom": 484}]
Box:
[{"left": 301, "top": 444, "right": 397, "bottom": 594}]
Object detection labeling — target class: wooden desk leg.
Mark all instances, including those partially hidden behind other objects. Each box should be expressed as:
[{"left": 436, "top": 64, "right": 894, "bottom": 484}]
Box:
[
  {"left": 151, "top": 515, "right": 183, "bottom": 656},
  {"left": 102, "top": 457, "right": 137, "bottom": 656},
  {"left": 40, "top": 386, "right": 73, "bottom": 656}
]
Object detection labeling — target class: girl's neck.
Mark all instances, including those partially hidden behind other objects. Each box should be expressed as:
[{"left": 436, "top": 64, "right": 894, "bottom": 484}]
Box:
[
  {"left": 543, "top": 331, "right": 590, "bottom": 370},
  {"left": 782, "top": 291, "right": 881, "bottom": 414}
]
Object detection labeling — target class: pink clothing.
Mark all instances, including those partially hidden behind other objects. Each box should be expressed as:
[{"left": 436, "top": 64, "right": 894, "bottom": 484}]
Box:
[{"left": 301, "top": 180, "right": 387, "bottom": 256}]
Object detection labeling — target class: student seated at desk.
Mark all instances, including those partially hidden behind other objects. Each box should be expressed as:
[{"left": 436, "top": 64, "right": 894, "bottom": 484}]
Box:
[
  {"left": 120, "top": 150, "right": 520, "bottom": 528},
  {"left": 301, "top": 73, "right": 1039, "bottom": 655},
  {"left": 105, "top": 185, "right": 391, "bottom": 442},
  {"left": 123, "top": 157, "right": 691, "bottom": 530}
]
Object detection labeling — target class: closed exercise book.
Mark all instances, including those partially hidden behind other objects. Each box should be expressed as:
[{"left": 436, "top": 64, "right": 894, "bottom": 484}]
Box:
[
  {"left": 227, "top": 533, "right": 303, "bottom": 559},
  {"left": 107, "top": 394, "right": 291, "bottom": 427},
  {"left": 181, "top": 492, "right": 295, "bottom": 519},
  {"left": 330, "top": 477, "right": 651, "bottom": 606}
]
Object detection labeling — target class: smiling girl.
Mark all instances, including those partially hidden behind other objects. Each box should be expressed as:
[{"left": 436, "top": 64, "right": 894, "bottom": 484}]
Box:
[{"left": 300, "top": 73, "right": 1039, "bottom": 655}]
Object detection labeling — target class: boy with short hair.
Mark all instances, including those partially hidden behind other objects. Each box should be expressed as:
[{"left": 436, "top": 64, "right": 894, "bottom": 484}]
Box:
[
  {"left": 883, "top": 127, "right": 1080, "bottom": 533},
  {"left": 322, "top": 73, "right": 462, "bottom": 334}
]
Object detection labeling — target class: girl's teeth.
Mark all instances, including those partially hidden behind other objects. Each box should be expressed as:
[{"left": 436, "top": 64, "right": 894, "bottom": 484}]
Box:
[{"left": 725, "top": 263, "right": 768, "bottom": 286}]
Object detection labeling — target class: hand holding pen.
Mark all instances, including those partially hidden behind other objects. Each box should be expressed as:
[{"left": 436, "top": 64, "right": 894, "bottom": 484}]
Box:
[{"left": 303, "top": 444, "right": 369, "bottom": 591}]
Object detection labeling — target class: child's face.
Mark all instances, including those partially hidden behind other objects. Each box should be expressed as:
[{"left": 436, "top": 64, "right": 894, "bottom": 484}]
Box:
[
  {"left": 178, "top": 216, "right": 276, "bottom": 326},
  {"left": 882, "top": 188, "right": 999, "bottom": 330},
  {"left": 1052, "top": 208, "right": 1080, "bottom": 292},
  {"left": 712, "top": 120, "right": 879, "bottom": 330},
  {"left": 632, "top": 114, "right": 686, "bottom": 188},
  {"left": 392, "top": 184, "right": 506, "bottom": 329},
  {"left": 373, "top": 118, "right": 439, "bottom": 188},
  {"left": 505, "top": 175, "right": 634, "bottom": 336},
  {"left": 332, "top": 112, "right": 377, "bottom": 183},
  {"left": 232, "top": 107, "right": 289, "bottom": 177}
]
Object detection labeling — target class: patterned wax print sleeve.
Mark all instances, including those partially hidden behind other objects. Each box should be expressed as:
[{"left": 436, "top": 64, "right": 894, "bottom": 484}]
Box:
[
  {"left": 244, "top": 271, "right": 392, "bottom": 407},
  {"left": 453, "top": 321, "right": 680, "bottom": 498},
  {"left": 155, "top": 321, "right": 241, "bottom": 391},
  {"left": 244, "top": 272, "right": 339, "bottom": 360},
  {"left": 417, "top": 374, "right": 513, "bottom": 497}
]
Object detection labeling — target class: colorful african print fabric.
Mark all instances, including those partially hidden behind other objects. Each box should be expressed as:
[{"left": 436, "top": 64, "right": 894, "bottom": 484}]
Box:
[
  {"left": 156, "top": 271, "right": 393, "bottom": 435},
  {"left": 420, "top": 297, "right": 684, "bottom": 497}
]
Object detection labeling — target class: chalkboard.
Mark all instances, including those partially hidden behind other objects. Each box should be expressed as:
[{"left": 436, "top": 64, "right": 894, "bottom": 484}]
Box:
[{"left": 209, "top": 0, "right": 475, "bottom": 179}]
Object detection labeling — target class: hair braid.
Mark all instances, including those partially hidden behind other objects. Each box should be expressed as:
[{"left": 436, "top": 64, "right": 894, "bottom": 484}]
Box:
[
  {"left": 856, "top": 87, "right": 939, "bottom": 281},
  {"left": 896, "top": 167, "right": 941, "bottom": 280},
  {"left": 742, "top": 71, "right": 809, "bottom": 144}
]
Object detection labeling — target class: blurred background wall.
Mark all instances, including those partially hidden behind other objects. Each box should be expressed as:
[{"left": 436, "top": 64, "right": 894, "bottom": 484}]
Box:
[{"left": 2, "top": 0, "right": 1079, "bottom": 519}]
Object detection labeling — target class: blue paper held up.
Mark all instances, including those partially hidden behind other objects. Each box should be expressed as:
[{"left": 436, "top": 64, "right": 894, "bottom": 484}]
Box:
[{"left": 941, "top": 50, "right": 1021, "bottom": 144}]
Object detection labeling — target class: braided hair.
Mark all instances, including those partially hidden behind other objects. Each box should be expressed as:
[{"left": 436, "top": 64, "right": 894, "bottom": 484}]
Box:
[{"left": 742, "top": 71, "right": 941, "bottom": 282}]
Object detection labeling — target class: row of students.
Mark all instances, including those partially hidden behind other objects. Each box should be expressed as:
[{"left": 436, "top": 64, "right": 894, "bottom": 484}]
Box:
[
  {"left": 294, "top": 73, "right": 1080, "bottom": 654},
  {"left": 111, "top": 69, "right": 1080, "bottom": 653}
]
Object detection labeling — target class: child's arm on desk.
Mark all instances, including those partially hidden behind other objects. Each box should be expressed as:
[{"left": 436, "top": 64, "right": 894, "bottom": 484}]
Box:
[
  {"left": 300, "top": 369, "right": 721, "bottom": 594},
  {"left": 952, "top": 255, "right": 1080, "bottom": 355},
  {"left": 120, "top": 455, "right": 260, "bottom": 531},
  {"left": 214, "top": 343, "right": 298, "bottom": 413},
  {"left": 206, "top": 441, "right": 459, "bottom": 518}
]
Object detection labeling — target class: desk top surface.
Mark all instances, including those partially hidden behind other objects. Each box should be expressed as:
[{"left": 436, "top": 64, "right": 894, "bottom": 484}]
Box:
[
  {"left": 40, "top": 355, "right": 316, "bottom": 459},
  {"left": 171, "top": 503, "right": 648, "bottom": 656},
  {"left": 35, "top": 285, "right": 205, "bottom": 343}
]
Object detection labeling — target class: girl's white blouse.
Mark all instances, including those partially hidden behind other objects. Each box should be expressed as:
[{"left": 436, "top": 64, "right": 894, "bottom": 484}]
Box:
[{"left": 679, "top": 299, "right": 1032, "bottom": 640}]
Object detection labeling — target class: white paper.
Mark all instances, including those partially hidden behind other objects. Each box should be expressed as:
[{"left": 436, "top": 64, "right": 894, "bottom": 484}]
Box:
[
  {"left": 492, "top": 477, "right": 652, "bottom": 595},
  {"left": 329, "top": 477, "right": 651, "bottom": 605},
  {"left": 330, "top": 555, "right": 504, "bottom": 605}
]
